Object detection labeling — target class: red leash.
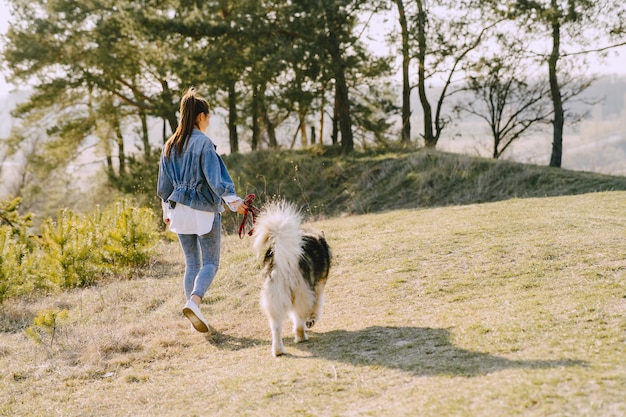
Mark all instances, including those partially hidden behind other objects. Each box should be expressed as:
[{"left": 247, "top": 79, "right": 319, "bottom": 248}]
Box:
[{"left": 238, "top": 194, "right": 261, "bottom": 239}]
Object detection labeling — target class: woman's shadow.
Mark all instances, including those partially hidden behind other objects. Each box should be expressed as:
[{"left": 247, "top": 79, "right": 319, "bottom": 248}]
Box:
[
  {"left": 204, "top": 327, "right": 265, "bottom": 351},
  {"left": 295, "top": 326, "right": 585, "bottom": 377}
]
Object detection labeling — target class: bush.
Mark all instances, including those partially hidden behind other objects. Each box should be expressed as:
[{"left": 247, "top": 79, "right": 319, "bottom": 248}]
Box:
[
  {"left": 100, "top": 199, "right": 159, "bottom": 275},
  {"left": 25, "top": 308, "right": 69, "bottom": 349},
  {"left": 0, "top": 198, "right": 160, "bottom": 302},
  {"left": 39, "top": 209, "right": 104, "bottom": 288},
  {"left": 0, "top": 227, "right": 56, "bottom": 301}
]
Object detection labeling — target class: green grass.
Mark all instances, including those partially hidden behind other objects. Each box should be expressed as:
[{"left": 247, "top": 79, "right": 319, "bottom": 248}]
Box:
[{"left": 1, "top": 190, "right": 625, "bottom": 416}]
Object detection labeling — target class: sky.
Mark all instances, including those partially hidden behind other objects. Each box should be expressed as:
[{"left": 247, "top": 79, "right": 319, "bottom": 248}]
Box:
[{"left": 1, "top": 1, "right": 625, "bottom": 97}]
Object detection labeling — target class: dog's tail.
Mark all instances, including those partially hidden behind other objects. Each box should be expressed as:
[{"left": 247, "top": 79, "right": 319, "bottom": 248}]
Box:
[{"left": 252, "top": 200, "right": 303, "bottom": 273}]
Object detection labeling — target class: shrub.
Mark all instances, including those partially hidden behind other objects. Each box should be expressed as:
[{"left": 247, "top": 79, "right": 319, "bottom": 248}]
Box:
[
  {"left": 101, "top": 199, "right": 159, "bottom": 275},
  {"left": 25, "top": 308, "right": 69, "bottom": 349},
  {"left": 39, "top": 209, "right": 104, "bottom": 288},
  {"left": 0, "top": 198, "right": 160, "bottom": 301},
  {"left": 0, "top": 227, "right": 56, "bottom": 303}
]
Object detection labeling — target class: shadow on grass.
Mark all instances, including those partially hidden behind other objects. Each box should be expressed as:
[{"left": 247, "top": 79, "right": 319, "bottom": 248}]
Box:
[
  {"left": 297, "top": 326, "right": 585, "bottom": 377},
  {"left": 205, "top": 329, "right": 265, "bottom": 351}
]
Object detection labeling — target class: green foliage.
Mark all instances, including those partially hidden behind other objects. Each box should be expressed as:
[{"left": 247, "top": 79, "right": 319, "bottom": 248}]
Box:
[
  {"left": 0, "top": 198, "right": 52, "bottom": 303},
  {"left": 39, "top": 209, "right": 104, "bottom": 288},
  {"left": 101, "top": 200, "right": 159, "bottom": 274},
  {"left": 0, "top": 228, "right": 27, "bottom": 302},
  {"left": 38, "top": 200, "right": 159, "bottom": 287},
  {"left": 0, "top": 198, "right": 159, "bottom": 302},
  {"left": 0, "top": 227, "right": 54, "bottom": 303},
  {"left": 25, "top": 309, "right": 69, "bottom": 349},
  {"left": 0, "top": 196, "right": 33, "bottom": 245}
]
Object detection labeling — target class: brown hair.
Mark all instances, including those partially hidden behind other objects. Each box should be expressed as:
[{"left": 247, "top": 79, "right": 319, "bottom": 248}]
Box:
[{"left": 164, "top": 87, "right": 210, "bottom": 158}]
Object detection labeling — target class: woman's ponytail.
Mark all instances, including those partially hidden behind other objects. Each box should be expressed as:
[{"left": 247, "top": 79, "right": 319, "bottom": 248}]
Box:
[{"left": 164, "top": 87, "right": 209, "bottom": 158}]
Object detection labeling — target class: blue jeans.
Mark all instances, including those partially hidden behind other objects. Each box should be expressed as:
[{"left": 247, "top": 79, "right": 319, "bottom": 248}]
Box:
[{"left": 177, "top": 214, "right": 221, "bottom": 300}]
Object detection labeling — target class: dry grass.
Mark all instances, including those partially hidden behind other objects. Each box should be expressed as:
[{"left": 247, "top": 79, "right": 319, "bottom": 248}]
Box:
[
  {"left": 223, "top": 148, "right": 626, "bottom": 223},
  {"left": 1, "top": 191, "right": 625, "bottom": 416}
]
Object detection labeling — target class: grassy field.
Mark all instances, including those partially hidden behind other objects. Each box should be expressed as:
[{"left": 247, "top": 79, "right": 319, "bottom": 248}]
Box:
[{"left": 1, "top": 191, "right": 625, "bottom": 416}]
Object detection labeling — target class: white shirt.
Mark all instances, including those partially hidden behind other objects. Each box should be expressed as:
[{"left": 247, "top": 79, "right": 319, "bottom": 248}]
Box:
[{"left": 163, "top": 195, "right": 241, "bottom": 235}]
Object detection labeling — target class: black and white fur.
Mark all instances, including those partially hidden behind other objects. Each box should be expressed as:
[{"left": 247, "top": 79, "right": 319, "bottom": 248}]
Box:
[{"left": 252, "top": 201, "right": 331, "bottom": 357}]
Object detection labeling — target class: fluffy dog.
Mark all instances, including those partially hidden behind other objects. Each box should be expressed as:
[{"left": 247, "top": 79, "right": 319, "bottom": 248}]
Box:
[{"left": 252, "top": 201, "right": 331, "bottom": 357}]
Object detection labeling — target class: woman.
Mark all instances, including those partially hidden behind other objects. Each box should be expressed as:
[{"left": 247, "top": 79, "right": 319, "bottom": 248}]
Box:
[{"left": 157, "top": 87, "right": 247, "bottom": 332}]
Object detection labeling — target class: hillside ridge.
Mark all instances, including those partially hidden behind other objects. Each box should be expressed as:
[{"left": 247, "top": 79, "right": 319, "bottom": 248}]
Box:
[{"left": 222, "top": 147, "right": 626, "bottom": 223}]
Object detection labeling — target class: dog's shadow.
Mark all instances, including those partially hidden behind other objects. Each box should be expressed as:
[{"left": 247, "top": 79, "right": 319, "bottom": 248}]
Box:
[{"left": 296, "top": 326, "right": 585, "bottom": 377}]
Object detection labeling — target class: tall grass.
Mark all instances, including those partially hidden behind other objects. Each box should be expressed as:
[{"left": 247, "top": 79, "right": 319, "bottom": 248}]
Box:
[{"left": 224, "top": 147, "right": 626, "bottom": 220}]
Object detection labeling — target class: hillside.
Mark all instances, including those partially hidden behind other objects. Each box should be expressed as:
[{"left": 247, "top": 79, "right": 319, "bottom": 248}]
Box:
[
  {"left": 220, "top": 147, "right": 626, "bottom": 228},
  {"left": 1, "top": 191, "right": 625, "bottom": 416}
]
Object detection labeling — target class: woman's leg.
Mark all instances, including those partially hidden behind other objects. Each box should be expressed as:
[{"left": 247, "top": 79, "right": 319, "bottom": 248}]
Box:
[
  {"left": 178, "top": 232, "right": 212, "bottom": 332},
  {"left": 191, "top": 214, "right": 222, "bottom": 300},
  {"left": 177, "top": 234, "right": 201, "bottom": 301}
]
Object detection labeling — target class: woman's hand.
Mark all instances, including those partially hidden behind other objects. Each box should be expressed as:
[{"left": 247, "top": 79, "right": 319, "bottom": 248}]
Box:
[{"left": 233, "top": 199, "right": 248, "bottom": 215}]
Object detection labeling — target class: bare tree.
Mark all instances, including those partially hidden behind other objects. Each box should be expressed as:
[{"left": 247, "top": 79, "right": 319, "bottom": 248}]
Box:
[{"left": 458, "top": 52, "right": 553, "bottom": 158}]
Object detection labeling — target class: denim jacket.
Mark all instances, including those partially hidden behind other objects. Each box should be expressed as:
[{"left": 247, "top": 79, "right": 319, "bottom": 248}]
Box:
[{"left": 157, "top": 129, "right": 236, "bottom": 213}]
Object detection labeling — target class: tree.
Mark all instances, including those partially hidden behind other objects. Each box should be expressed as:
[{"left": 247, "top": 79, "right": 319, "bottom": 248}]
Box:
[
  {"left": 2, "top": 0, "right": 185, "bottom": 189},
  {"left": 1, "top": 103, "right": 81, "bottom": 216},
  {"left": 459, "top": 55, "right": 553, "bottom": 158},
  {"left": 309, "top": 0, "right": 359, "bottom": 153},
  {"left": 403, "top": 0, "right": 503, "bottom": 148},
  {"left": 506, "top": 0, "right": 626, "bottom": 167},
  {"left": 456, "top": 31, "right": 556, "bottom": 159},
  {"left": 281, "top": 0, "right": 391, "bottom": 153},
  {"left": 394, "top": 0, "right": 411, "bottom": 145},
  {"left": 0, "top": 196, "right": 33, "bottom": 241}
]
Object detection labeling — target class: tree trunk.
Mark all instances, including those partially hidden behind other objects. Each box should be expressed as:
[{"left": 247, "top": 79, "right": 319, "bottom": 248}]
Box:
[
  {"left": 160, "top": 80, "right": 178, "bottom": 136},
  {"left": 319, "top": 83, "right": 326, "bottom": 145},
  {"left": 493, "top": 131, "right": 501, "bottom": 159},
  {"left": 300, "top": 114, "right": 308, "bottom": 148},
  {"left": 396, "top": 0, "right": 411, "bottom": 145},
  {"left": 251, "top": 83, "right": 260, "bottom": 151},
  {"left": 332, "top": 45, "right": 353, "bottom": 153},
  {"left": 228, "top": 80, "right": 239, "bottom": 154},
  {"left": 548, "top": 5, "right": 564, "bottom": 168},
  {"left": 167, "top": 113, "right": 178, "bottom": 137},
  {"left": 332, "top": 92, "right": 339, "bottom": 145},
  {"left": 416, "top": 0, "right": 435, "bottom": 147},
  {"left": 258, "top": 83, "right": 278, "bottom": 149},
  {"left": 324, "top": 4, "right": 353, "bottom": 153},
  {"left": 264, "top": 112, "right": 278, "bottom": 149},
  {"left": 106, "top": 153, "right": 114, "bottom": 178},
  {"left": 140, "top": 110, "right": 150, "bottom": 158},
  {"left": 114, "top": 117, "right": 126, "bottom": 177}
]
